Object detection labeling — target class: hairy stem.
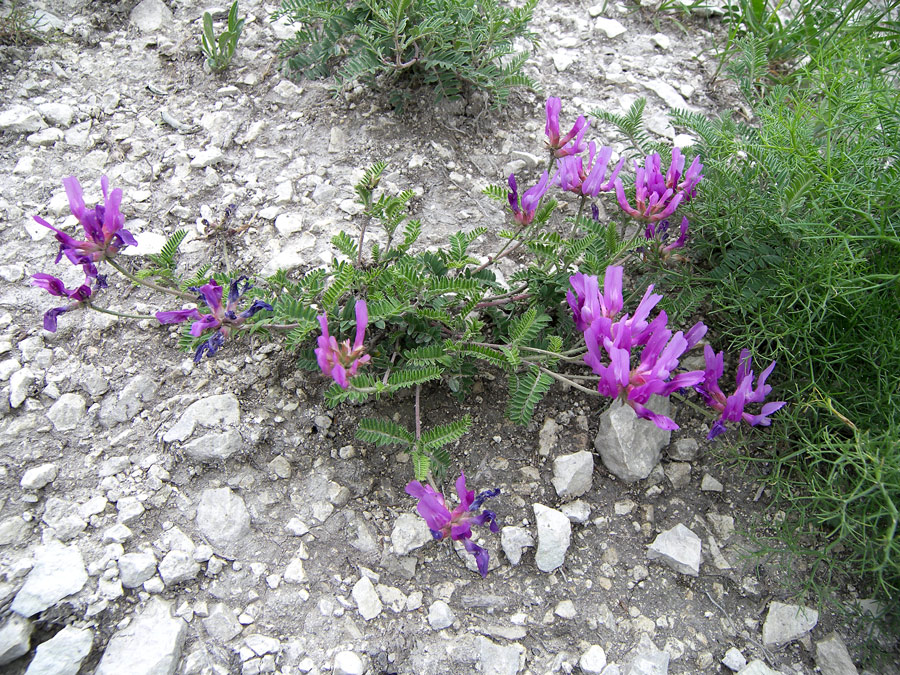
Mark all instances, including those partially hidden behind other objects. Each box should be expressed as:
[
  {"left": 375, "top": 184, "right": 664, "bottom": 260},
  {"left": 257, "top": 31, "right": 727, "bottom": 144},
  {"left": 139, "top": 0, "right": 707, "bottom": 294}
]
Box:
[
  {"left": 85, "top": 303, "right": 157, "bottom": 320},
  {"left": 106, "top": 258, "right": 195, "bottom": 300}
]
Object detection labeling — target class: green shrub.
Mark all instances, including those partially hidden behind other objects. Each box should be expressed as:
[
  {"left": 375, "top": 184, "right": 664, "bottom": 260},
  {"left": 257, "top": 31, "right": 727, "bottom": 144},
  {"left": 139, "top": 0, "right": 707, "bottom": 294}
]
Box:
[
  {"left": 272, "top": 0, "right": 538, "bottom": 107},
  {"left": 662, "top": 39, "right": 900, "bottom": 600}
]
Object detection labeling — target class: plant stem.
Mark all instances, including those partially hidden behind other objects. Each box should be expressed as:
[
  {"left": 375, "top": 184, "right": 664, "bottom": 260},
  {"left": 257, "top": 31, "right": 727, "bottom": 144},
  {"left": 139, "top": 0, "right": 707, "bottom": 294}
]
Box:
[
  {"left": 106, "top": 258, "right": 195, "bottom": 300},
  {"left": 535, "top": 365, "right": 601, "bottom": 396},
  {"left": 85, "top": 303, "right": 157, "bottom": 320},
  {"left": 571, "top": 194, "right": 587, "bottom": 237},
  {"left": 414, "top": 384, "right": 421, "bottom": 441},
  {"left": 466, "top": 341, "right": 585, "bottom": 363},
  {"left": 474, "top": 292, "right": 531, "bottom": 309}
]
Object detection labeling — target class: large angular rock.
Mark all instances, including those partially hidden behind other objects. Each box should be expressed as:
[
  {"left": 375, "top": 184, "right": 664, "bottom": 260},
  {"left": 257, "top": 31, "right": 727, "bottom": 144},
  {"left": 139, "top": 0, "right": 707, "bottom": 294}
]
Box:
[
  {"left": 0, "top": 105, "right": 46, "bottom": 133},
  {"left": 130, "top": 0, "right": 173, "bottom": 32},
  {"left": 500, "top": 526, "right": 534, "bottom": 566},
  {"left": 0, "top": 615, "right": 33, "bottom": 666},
  {"left": 182, "top": 430, "right": 243, "bottom": 463},
  {"left": 391, "top": 512, "right": 432, "bottom": 555},
  {"left": 533, "top": 504, "right": 571, "bottom": 572},
  {"left": 94, "top": 598, "right": 186, "bottom": 675},
  {"left": 762, "top": 602, "right": 819, "bottom": 646},
  {"left": 815, "top": 633, "right": 858, "bottom": 675},
  {"left": 24, "top": 625, "right": 93, "bottom": 675},
  {"left": 647, "top": 523, "right": 702, "bottom": 576},
  {"left": 594, "top": 397, "right": 671, "bottom": 482},
  {"left": 203, "top": 603, "right": 242, "bottom": 643},
  {"left": 163, "top": 394, "right": 240, "bottom": 443},
  {"left": 477, "top": 637, "right": 525, "bottom": 675},
  {"left": 196, "top": 487, "right": 251, "bottom": 554},
  {"left": 46, "top": 393, "right": 86, "bottom": 431},
  {"left": 11, "top": 542, "right": 88, "bottom": 616},
  {"left": 352, "top": 576, "right": 382, "bottom": 621},
  {"left": 551, "top": 450, "right": 594, "bottom": 501}
]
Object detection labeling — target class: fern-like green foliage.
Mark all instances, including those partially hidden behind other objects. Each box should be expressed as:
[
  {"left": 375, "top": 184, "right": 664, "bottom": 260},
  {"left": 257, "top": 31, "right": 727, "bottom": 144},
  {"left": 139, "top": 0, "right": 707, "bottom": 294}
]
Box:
[
  {"left": 506, "top": 367, "right": 553, "bottom": 425},
  {"left": 137, "top": 230, "right": 187, "bottom": 284},
  {"left": 273, "top": 0, "right": 539, "bottom": 107},
  {"left": 356, "top": 417, "right": 415, "bottom": 446}
]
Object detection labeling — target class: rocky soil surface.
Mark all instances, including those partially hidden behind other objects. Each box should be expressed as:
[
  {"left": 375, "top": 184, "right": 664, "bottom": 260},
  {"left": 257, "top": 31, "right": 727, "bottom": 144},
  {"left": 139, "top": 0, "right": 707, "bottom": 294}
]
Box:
[{"left": 0, "top": 0, "right": 897, "bottom": 674}]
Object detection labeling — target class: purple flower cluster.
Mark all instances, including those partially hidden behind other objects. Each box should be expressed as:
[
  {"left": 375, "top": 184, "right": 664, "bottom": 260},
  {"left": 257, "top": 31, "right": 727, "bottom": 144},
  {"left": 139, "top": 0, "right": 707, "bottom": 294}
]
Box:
[
  {"left": 406, "top": 473, "right": 500, "bottom": 577},
  {"left": 695, "top": 346, "right": 786, "bottom": 440},
  {"left": 570, "top": 266, "right": 707, "bottom": 430},
  {"left": 31, "top": 176, "right": 135, "bottom": 332},
  {"left": 34, "top": 176, "right": 136, "bottom": 280},
  {"left": 553, "top": 141, "right": 625, "bottom": 199},
  {"left": 156, "top": 276, "right": 273, "bottom": 362},
  {"left": 315, "top": 300, "right": 371, "bottom": 388},
  {"left": 569, "top": 266, "right": 783, "bottom": 435},
  {"left": 614, "top": 148, "right": 703, "bottom": 223}
]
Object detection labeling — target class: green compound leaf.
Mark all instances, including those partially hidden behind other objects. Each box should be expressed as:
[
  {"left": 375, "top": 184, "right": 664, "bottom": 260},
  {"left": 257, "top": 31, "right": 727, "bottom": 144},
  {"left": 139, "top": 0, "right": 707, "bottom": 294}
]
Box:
[
  {"left": 419, "top": 414, "right": 471, "bottom": 449},
  {"left": 506, "top": 366, "right": 553, "bottom": 425},
  {"left": 356, "top": 417, "right": 415, "bottom": 446},
  {"left": 386, "top": 366, "right": 443, "bottom": 389},
  {"left": 412, "top": 450, "right": 431, "bottom": 482},
  {"left": 506, "top": 307, "right": 551, "bottom": 346}
]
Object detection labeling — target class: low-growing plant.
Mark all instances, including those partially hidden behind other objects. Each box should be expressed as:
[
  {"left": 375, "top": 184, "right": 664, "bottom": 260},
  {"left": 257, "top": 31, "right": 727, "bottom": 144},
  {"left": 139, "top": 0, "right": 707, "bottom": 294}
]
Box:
[
  {"left": 0, "top": 0, "right": 48, "bottom": 46},
  {"left": 200, "top": 0, "right": 245, "bottom": 72},
  {"left": 29, "top": 99, "right": 787, "bottom": 577},
  {"left": 271, "top": 0, "right": 539, "bottom": 107}
]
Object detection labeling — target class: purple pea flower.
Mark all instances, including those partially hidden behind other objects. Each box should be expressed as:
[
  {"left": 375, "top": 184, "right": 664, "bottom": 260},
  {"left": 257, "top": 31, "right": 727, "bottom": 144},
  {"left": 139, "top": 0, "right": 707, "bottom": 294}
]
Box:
[
  {"left": 31, "top": 273, "right": 92, "bottom": 332},
  {"left": 405, "top": 472, "right": 500, "bottom": 577},
  {"left": 553, "top": 142, "right": 625, "bottom": 198},
  {"left": 155, "top": 276, "right": 273, "bottom": 362},
  {"left": 566, "top": 267, "right": 623, "bottom": 333},
  {"left": 583, "top": 312, "right": 707, "bottom": 430},
  {"left": 695, "top": 346, "right": 786, "bottom": 439},
  {"left": 614, "top": 148, "right": 703, "bottom": 223},
  {"left": 314, "top": 299, "right": 371, "bottom": 389},
  {"left": 507, "top": 172, "right": 550, "bottom": 226},
  {"left": 545, "top": 97, "right": 590, "bottom": 158},
  {"left": 33, "top": 176, "right": 137, "bottom": 279}
]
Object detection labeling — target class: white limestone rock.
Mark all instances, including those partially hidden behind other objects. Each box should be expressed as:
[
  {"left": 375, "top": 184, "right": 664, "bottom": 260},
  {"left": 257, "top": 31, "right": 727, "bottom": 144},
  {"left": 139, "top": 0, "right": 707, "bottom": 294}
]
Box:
[
  {"left": 594, "top": 397, "right": 671, "bottom": 482},
  {"left": 118, "top": 552, "right": 157, "bottom": 588},
  {"left": 647, "top": 523, "right": 702, "bottom": 576},
  {"left": 130, "top": 0, "right": 174, "bottom": 32},
  {"left": 163, "top": 394, "right": 240, "bottom": 442},
  {"left": 196, "top": 487, "right": 251, "bottom": 554},
  {"left": 579, "top": 645, "right": 608, "bottom": 675},
  {"left": 816, "top": 632, "right": 858, "bottom": 675},
  {"left": 20, "top": 463, "right": 58, "bottom": 490},
  {"left": 352, "top": 576, "right": 382, "bottom": 620},
  {"left": 427, "top": 600, "right": 454, "bottom": 630},
  {"left": 595, "top": 17, "right": 627, "bottom": 38},
  {"left": 551, "top": 450, "right": 594, "bottom": 501},
  {"left": 762, "top": 602, "right": 819, "bottom": 646},
  {"left": 158, "top": 550, "right": 200, "bottom": 586},
  {"left": 391, "top": 512, "right": 433, "bottom": 555},
  {"left": 11, "top": 542, "right": 88, "bottom": 616},
  {"left": 94, "top": 598, "right": 186, "bottom": 675},
  {"left": 0, "top": 615, "right": 33, "bottom": 666},
  {"left": 533, "top": 504, "right": 571, "bottom": 572},
  {"left": 501, "top": 526, "right": 534, "bottom": 566},
  {"left": 24, "top": 625, "right": 93, "bottom": 675},
  {"left": 0, "top": 105, "right": 46, "bottom": 133}
]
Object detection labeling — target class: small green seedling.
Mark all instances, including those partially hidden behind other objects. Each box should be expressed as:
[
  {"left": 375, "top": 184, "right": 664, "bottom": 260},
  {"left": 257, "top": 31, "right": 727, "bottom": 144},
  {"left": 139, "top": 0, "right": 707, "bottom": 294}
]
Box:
[{"left": 200, "top": 1, "right": 244, "bottom": 72}]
